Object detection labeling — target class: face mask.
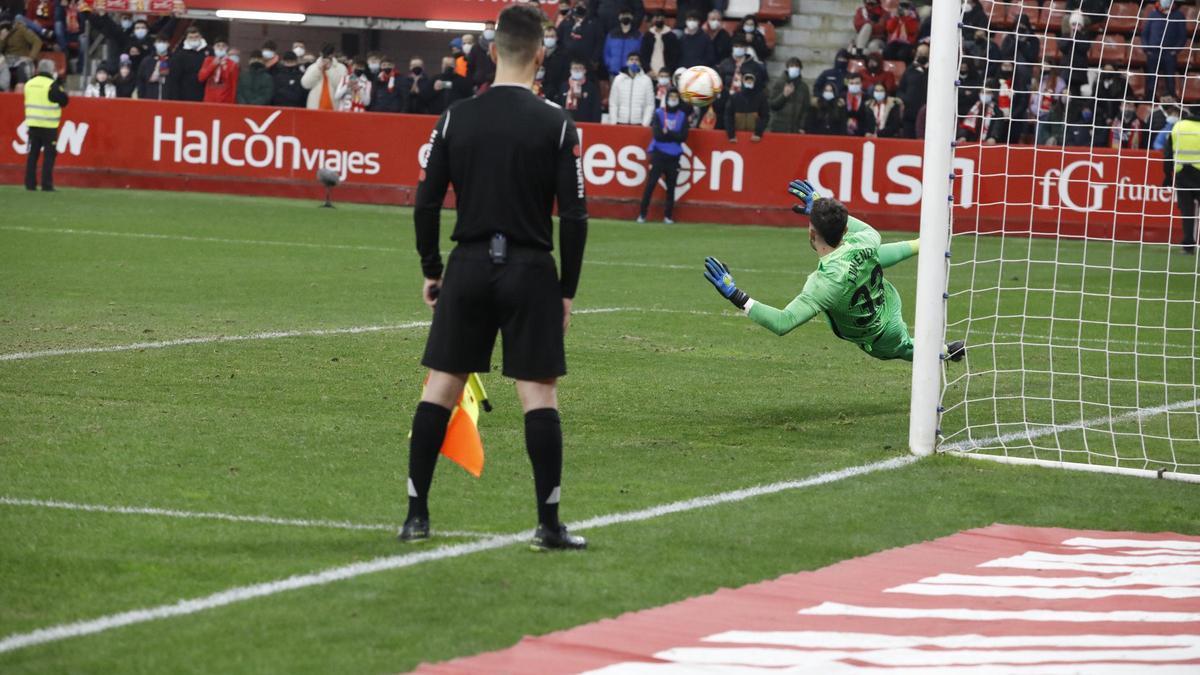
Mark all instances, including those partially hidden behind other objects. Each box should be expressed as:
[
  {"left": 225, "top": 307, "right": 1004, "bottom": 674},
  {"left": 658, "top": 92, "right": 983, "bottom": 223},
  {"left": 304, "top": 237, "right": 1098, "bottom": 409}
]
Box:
[
  {"left": 571, "top": 70, "right": 585, "bottom": 81},
  {"left": 653, "top": 18, "right": 664, "bottom": 27},
  {"left": 874, "top": 90, "right": 886, "bottom": 101},
  {"left": 463, "top": 43, "right": 473, "bottom": 55},
  {"left": 620, "top": 17, "right": 633, "bottom": 25},
  {"left": 822, "top": 90, "right": 834, "bottom": 101},
  {"left": 628, "top": 63, "right": 640, "bottom": 74},
  {"left": 412, "top": 66, "right": 423, "bottom": 76},
  {"left": 1124, "top": 110, "right": 1136, "bottom": 120},
  {"left": 743, "top": 23, "right": 755, "bottom": 33},
  {"left": 483, "top": 29, "right": 495, "bottom": 41},
  {"left": 214, "top": 48, "right": 228, "bottom": 58},
  {"left": 787, "top": 66, "right": 801, "bottom": 79},
  {"left": 574, "top": 6, "right": 586, "bottom": 16},
  {"left": 121, "top": 19, "right": 133, "bottom": 30},
  {"left": 1168, "top": 114, "right": 1180, "bottom": 124},
  {"left": 916, "top": 56, "right": 929, "bottom": 66},
  {"left": 979, "top": 93, "right": 993, "bottom": 104},
  {"left": 848, "top": 83, "right": 862, "bottom": 94},
  {"left": 229, "top": 54, "right": 240, "bottom": 64},
  {"left": 667, "top": 97, "right": 680, "bottom": 108},
  {"left": 709, "top": 19, "right": 722, "bottom": 30},
  {"left": 835, "top": 59, "right": 848, "bottom": 70},
  {"left": 134, "top": 28, "right": 147, "bottom": 40},
  {"left": 1001, "top": 69, "right": 1013, "bottom": 78},
  {"left": 544, "top": 37, "right": 557, "bottom": 48},
  {"left": 262, "top": 49, "right": 275, "bottom": 60},
  {"left": 293, "top": 46, "right": 305, "bottom": 57},
  {"left": 686, "top": 20, "right": 699, "bottom": 30},
  {"left": 1082, "top": 109, "right": 1093, "bottom": 121},
  {"left": 155, "top": 42, "right": 168, "bottom": 55},
  {"left": 185, "top": 39, "right": 200, "bottom": 50},
  {"left": 354, "top": 68, "right": 365, "bottom": 77},
  {"left": 368, "top": 62, "right": 380, "bottom": 73},
  {"left": 96, "top": 73, "right": 108, "bottom": 82},
  {"left": 732, "top": 47, "right": 746, "bottom": 58},
  {"left": 658, "top": 77, "right": 670, "bottom": 86},
  {"left": 536, "top": 68, "right": 545, "bottom": 80},
  {"left": 868, "top": 61, "right": 880, "bottom": 70}
]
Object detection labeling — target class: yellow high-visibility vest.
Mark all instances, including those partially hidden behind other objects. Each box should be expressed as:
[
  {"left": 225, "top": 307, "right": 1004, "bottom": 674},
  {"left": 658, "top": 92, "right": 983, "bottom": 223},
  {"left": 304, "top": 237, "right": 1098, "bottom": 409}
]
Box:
[
  {"left": 24, "top": 76, "right": 62, "bottom": 129},
  {"left": 1171, "top": 118, "right": 1200, "bottom": 173}
]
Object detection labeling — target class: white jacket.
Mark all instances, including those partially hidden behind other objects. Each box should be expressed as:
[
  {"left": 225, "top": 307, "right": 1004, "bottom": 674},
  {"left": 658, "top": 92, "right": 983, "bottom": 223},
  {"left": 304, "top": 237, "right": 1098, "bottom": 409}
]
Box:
[
  {"left": 300, "top": 59, "right": 349, "bottom": 110},
  {"left": 609, "top": 71, "right": 655, "bottom": 126}
]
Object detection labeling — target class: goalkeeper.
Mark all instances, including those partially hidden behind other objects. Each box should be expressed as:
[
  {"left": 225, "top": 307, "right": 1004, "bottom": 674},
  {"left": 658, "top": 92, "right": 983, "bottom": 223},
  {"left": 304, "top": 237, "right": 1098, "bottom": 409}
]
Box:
[{"left": 703, "top": 179, "right": 964, "bottom": 363}]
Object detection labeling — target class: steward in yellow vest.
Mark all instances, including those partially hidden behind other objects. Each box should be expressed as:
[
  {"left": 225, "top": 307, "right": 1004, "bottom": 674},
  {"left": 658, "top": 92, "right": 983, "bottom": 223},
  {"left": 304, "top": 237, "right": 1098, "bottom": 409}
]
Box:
[{"left": 23, "top": 59, "right": 69, "bottom": 192}]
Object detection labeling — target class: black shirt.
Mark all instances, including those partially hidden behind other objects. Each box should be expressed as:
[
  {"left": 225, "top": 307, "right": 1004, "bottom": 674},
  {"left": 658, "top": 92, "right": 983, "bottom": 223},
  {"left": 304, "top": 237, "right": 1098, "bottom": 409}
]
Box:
[{"left": 414, "top": 85, "right": 589, "bottom": 298}]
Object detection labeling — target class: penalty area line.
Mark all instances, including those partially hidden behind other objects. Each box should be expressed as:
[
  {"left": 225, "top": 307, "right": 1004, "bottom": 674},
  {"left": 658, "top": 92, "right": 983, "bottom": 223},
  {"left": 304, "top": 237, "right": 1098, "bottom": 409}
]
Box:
[
  {"left": 0, "top": 455, "right": 917, "bottom": 655},
  {"left": 0, "top": 496, "right": 493, "bottom": 539}
]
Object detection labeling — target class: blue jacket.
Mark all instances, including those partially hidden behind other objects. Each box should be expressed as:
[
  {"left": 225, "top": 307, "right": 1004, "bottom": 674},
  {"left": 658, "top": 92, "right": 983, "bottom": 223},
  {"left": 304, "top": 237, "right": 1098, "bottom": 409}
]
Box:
[
  {"left": 648, "top": 107, "right": 688, "bottom": 156},
  {"left": 604, "top": 29, "right": 643, "bottom": 76},
  {"left": 1143, "top": 7, "right": 1186, "bottom": 51}
]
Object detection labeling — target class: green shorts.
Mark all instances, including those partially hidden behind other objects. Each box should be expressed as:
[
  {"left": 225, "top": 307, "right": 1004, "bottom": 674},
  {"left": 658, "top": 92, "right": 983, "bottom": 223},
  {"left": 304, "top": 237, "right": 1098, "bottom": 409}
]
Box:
[{"left": 856, "top": 318, "right": 915, "bottom": 362}]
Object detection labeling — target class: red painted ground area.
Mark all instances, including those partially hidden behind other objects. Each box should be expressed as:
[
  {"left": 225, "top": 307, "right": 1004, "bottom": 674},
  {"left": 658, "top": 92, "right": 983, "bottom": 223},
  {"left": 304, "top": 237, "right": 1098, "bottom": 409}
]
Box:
[{"left": 417, "top": 525, "right": 1200, "bottom": 673}]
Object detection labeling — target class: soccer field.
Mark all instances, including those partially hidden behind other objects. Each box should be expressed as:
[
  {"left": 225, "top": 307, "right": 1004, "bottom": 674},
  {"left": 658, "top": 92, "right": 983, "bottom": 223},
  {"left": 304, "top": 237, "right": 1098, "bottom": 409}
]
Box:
[{"left": 0, "top": 187, "right": 1196, "bottom": 674}]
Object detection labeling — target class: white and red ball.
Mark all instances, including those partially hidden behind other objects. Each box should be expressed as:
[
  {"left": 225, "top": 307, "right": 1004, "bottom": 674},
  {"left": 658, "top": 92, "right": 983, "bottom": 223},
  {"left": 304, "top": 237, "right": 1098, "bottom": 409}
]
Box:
[{"left": 676, "top": 65, "right": 723, "bottom": 107}]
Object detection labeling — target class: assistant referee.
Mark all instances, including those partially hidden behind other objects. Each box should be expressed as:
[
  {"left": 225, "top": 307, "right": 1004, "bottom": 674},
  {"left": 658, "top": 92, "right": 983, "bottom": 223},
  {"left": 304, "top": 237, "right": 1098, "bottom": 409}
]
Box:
[{"left": 402, "top": 4, "right": 589, "bottom": 551}]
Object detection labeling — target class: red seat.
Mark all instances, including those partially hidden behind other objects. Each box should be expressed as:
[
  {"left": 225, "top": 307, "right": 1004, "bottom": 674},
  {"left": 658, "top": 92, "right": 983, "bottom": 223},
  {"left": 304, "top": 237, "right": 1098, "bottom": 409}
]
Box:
[
  {"left": 1127, "top": 72, "right": 1146, "bottom": 99},
  {"left": 1088, "top": 34, "right": 1132, "bottom": 67},
  {"left": 37, "top": 50, "right": 66, "bottom": 76},
  {"left": 1177, "top": 44, "right": 1200, "bottom": 69},
  {"left": 882, "top": 59, "right": 906, "bottom": 79},
  {"left": 1129, "top": 36, "right": 1148, "bottom": 68},
  {"left": 761, "top": 21, "right": 776, "bottom": 50},
  {"left": 1105, "top": 3, "right": 1140, "bottom": 35},
  {"left": 1180, "top": 74, "right": 1200, "bottom": 103},
  {"left": 664, "top": 0, "right": 678, "bottom": 15},
  {"left": 645, "top": 0, "right": 666, "bottom": 11},
  {"left": 1033, "top": 0, "right": 1066, "bottom": 33},
  {"left": 980, "top": 0, "right": 1015, "bottom": 31},
  {"left": 756, "top": 0, "right": 791, "bottom": 21},
  {"left": 1039, "top": 36, "right": 1062, "bottom": 64}
]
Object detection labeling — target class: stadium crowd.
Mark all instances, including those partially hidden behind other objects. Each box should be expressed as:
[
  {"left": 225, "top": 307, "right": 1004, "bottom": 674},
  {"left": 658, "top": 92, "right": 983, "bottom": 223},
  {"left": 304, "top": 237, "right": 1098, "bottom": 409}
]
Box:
[{"left": 0, "top": 0, "right": 1191, "bottom": 150}]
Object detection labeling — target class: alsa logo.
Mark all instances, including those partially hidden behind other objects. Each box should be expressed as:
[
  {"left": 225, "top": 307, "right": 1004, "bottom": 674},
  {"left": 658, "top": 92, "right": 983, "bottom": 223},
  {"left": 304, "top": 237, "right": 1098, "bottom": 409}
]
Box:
[
  {"left": 806, "top": 141, "right": 976, "bottom": 208},
  {"left": 153, "top": 110, "right": 381, "bottom": 181},
  {"left": 11, "top": 121, "right": 89, "bottom": 156}
]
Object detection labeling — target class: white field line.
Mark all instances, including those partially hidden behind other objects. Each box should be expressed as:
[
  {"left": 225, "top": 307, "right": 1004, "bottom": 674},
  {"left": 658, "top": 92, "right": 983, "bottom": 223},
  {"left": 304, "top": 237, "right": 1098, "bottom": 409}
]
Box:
[
  {"left": 0, "top": 497, "right": 492, "bottom": 539},
  {"left": 941, "top": 398, "right": 1200, "bottom": 453},
  {"left": 989, "top": 331, "right": 1196, "bottom": 352},
  {"left": 0, "top": 455, "right": 916, "bottom": 655}
]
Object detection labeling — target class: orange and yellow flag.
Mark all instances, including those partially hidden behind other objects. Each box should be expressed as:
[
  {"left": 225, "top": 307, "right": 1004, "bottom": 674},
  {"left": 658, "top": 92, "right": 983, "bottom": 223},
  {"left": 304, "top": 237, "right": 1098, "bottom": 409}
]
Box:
[{"left": 439, "top": 373, "right": 490, "bottom": 477}]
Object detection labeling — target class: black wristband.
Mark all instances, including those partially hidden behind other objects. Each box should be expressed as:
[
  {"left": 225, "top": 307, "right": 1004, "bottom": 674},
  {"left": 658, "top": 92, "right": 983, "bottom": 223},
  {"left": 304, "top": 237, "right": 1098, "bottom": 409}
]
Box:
[{"left": 728, "top": 288, "right": 749, "bottom": 310}]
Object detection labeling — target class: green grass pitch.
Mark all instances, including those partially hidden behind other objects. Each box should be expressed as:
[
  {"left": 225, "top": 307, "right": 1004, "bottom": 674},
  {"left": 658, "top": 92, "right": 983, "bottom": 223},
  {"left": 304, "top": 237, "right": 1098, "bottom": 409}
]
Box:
[{"left": 0, "top": 186, "right": 1197, "bottom": 674}]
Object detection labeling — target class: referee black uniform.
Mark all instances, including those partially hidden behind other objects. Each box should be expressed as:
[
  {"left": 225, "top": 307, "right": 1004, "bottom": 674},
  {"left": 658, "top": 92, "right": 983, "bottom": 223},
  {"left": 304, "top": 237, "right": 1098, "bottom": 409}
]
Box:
[{"left": 402, "top": 3, "right": 590, "bottom": 551}]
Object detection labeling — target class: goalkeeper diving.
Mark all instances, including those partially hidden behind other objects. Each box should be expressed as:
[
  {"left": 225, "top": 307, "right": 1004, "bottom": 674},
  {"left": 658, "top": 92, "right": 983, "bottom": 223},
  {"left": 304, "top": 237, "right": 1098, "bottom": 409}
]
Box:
[{"left": 703, "top": 179, "right": 964, "bottom": 363}]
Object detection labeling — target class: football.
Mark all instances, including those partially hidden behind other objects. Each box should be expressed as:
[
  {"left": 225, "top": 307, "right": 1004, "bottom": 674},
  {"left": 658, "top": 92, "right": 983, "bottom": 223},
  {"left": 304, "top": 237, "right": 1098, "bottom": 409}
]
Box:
[{"left": 677, "top": 65, "right": 723, "bottom": 107}]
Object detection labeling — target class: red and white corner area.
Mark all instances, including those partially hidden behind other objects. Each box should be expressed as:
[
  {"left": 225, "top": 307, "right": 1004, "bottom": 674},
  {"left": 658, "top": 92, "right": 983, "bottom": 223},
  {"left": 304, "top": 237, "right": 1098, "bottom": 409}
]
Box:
[{"left": 0, "top": 94, "right": 1176, "bottom": 241}]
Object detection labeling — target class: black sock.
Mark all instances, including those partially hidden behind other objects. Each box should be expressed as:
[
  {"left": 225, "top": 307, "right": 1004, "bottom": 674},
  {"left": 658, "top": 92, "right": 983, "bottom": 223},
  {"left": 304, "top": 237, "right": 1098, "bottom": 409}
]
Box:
[
  {"left": 525, "top": 408, "right": 564, "bottom": 529},
  {"left": 406, "top": 401, "right": 452, "bottom": 521}
]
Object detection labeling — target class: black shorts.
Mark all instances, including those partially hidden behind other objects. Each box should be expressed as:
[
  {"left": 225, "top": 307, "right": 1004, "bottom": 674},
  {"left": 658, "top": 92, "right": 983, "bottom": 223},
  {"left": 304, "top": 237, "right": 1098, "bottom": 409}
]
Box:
[{"left": 422, "top": 243, "right": 566, "bottom": 380}]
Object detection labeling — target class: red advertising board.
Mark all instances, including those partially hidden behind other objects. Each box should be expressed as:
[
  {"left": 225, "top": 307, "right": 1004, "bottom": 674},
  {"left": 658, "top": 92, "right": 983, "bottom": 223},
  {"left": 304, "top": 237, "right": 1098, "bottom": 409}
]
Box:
[
  {"left": 184, "top": 0, "right": 560, "bottom": 22},
  {"left": 0, "top": 94, "right": 1176, "bottom": 241}
]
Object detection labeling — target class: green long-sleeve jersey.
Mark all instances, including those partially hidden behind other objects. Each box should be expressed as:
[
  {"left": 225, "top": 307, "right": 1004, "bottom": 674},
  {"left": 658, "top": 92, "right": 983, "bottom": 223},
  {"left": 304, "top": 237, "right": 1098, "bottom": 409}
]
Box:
[{"left": 746, "top": 217, "right": 918, "bottom": 344}]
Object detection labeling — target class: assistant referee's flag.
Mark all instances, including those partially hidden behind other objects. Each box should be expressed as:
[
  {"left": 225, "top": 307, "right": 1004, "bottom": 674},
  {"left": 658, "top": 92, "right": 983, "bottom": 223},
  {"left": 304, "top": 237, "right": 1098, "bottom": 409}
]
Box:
[{"left": 440, "top": 373, "right": 491, "bottom": 477}]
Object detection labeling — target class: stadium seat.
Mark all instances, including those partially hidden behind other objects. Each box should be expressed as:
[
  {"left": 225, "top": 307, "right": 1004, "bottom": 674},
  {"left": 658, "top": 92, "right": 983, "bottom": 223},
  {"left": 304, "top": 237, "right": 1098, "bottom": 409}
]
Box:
[
  {"left": 37, "top": 50, "right": 66, "bottom": 76},
  {"left": 664, "top": 0, "right": 678, "bottom": 15},
  {"left": 761, "top": 22, "right": 776, "bottom": 50},
  {"left": 1127, "top": 72, "right": 1146, "bottom": 99},
  {"left": 756, "top": 0, "right": 792, "bottom": 22},
  {"left": 980, "top": 0, "right": 1015, "bottom": 31},
  {"left": 1177, "top": 44, "right": 1200, "bottom": 69},
  {"left": 1089, "top": 34, "right": 1132, "bottom": 67},
  {"left": 1180, "top": 74, "right": 1200, "bottom": 103},
  {"left": 1033, "top": 0, "right": 1067, "bottom": 34},
  {"left": 1039, "top": 36, "right": 1062, "bottom": 64},
  {"left": 1105, "top": 3, "right": 1140, "bottom": 35},
  {"left": 882, "top": 59, "right": 906, "bottom": 79},
  {"left": 644, "top": 0, "right": 666, "bottom": 11},
  {"left": 1129, "top": 36, "right": 1148, "bottom": 68}
]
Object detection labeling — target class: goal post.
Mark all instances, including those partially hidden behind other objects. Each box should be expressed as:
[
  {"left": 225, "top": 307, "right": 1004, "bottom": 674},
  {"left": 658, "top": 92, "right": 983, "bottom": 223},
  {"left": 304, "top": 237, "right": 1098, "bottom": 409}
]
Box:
[{"left": 909, "top": 0, "right": 1200, "bottom": 482}]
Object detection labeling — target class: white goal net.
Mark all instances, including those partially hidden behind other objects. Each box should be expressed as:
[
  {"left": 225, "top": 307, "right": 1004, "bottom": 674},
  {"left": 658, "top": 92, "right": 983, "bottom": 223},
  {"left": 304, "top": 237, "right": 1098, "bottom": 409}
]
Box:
[{"left": 916, "top": 0, "right": 1200, "bottom": 481}]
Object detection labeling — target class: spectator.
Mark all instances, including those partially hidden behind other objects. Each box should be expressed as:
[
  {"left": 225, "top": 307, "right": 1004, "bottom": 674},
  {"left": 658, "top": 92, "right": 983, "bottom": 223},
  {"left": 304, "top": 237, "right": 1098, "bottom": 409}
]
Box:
[
  {"left": 957, "top": 60, "right": 982, "bottom": 115},
  {"left": 962, "top": 28, "right": 998, "bottom": 73},
  {"left": 562, "top": 58, "right": 601, "bottom": 122},
  {"left": 1029, "top": 68, "right": 1065, "bottom": 141},
  {"left": 999, "top": 14, "right": 1039, "bottom": 70},
  {"left": 479, "top": 20, "right": 496, "bottom": 51},
  {"left": 433, "top": 56, "right": 471, "bottom": 112},
  {"left": 554, "top": 1, "right": 573, "bottom": 29},
  {"left": 591, "top": 0, "right": 644, "bottom": 35},
  {"left": 1036, "top": 99, "right": 1066, "bottom": 146},
  {"left": 853, "top": 0, "right": 887, "bottom": 55},
  {"left": 1108, "top": 104, "right": 1147, "bottom": 149},
  {"left": 368, "top": 56, "right": 402, "bottom": 112},
  {"left": 866, "top": 82, "right": 903, "bottom": 137},
  {"left": 860, "top": 52, "right": 896, "bottom": 95},
  {"left": 198, "top": 39, "right": 238, "bottom": 104},
  {"left": 335, "top": 58, "right": 372, "bottom": 112},
  {"left": 449, "top": 37, "right": 468, "bottom": 77},
  {"left": 1143, "top": 0, "right": 1185, "bottom": 102},
  {"left": 25, "top": 0, "right": 55, "bottom": 36},
  {"left": 54, "top": 0, "right": 90, "bottom": 73},
  {"left": 740, "top": 15, "right": 770, "bottom": 60},
  {"left": 724, "top": 70, "right": 768, "bottom": 142},
  {"left": 807, "top": 83, "right": 848, "bottom": 135},
  {"left": 603, "top": 7, "right": 641, "bottom": 77},
  {"left": 465, "top": 31, "right": 496, "bottom": 91},
  {"left": 768, "top": 57, "right": 810, "bottom": 134},
  {"left": 638, "top": 89, "right": 688, "bottom": 224},
  {"left": 678, "top": 12, "right": 714, "bottom": 68},
  {"left": 291, "top": 41, "right": 307, "bottom": 60},
  {"left": 717, "top": 33, "right": 766, "bottom": 95},
  {"left": 704, "top": 9, "right": 732, "bottom": 63},
  {"left": 114, "top": 62, "right": 135, "bottom": 97},
  {"left": 84, "top": 65, "right": 116, "bottom": 98},
  {"left": 0, "top": 19, "right": 43, "bottom": 86},
  {"left": 883, "top": 0, "right": 919, "bottom": 62},
  {"left": 677, "top": 0, "right": 713, "bottom": 22},
  {"left": 897, "top": 42, "right": 928, "bottom": 137},
  {"left": 1095, "top": 66, "right": 1128, "bottom": 130},
  {"left": 542, "top": 24, "right": 570, "bottom": 98},
  {"left": 166, "top": 27, "right": 207, "bottom": 102},
  {"left": 1064, "top": 87, "right": 1099, "bottom": 147},
  {"left": 271, "top": 50, "right": 306, "bottom": 107},
  {"left": 640, "top": 10, "right": 680, "bottom": 75},
  {"left": 400, "top": 57, "right": 436, "bottom": 114},
  {"left": 1057, "top": 11, "right": 1091, "bottom": 94},
  {"left": 137, "top": 34, "right": 170, "bottom": 100},
  {"left": 653, "top": 67, "right": 673, "bottom": 108},
  {"left": 609, "top": 52, "right": 654, "bottom": 125},
  {"left": 842, "top": 72, "right": 872, "bottom": 136},
  {"left": 261, "top": 40, "right": 280, "bottom": 72},
  {"left": 237, "top": 50, "right": 274, "bottom": 105},
  {"left": 814, "top": 49, "right": 851, "bottom": 98},
  {"left": 559, "top": 2, "right": 604, "bottom": 75},
  {"left": 0, "top": 55, "right": 11, "bottom": 92},
  {"left": 961, "top": 0, "right": 988, "bottom": 40},
  {"left": 301, "top": 44, "right": 347, "bottom": 110},
  {"left": 1154, "top": 102, "right": 1182, "bottom": 150},
  {"left": 957, "top": 83, "right": 1006, "bottom": 144}
]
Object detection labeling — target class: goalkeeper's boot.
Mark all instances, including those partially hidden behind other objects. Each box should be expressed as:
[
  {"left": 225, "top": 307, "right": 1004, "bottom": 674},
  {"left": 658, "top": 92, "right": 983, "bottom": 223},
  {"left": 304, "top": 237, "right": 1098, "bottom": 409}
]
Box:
[
  {"left": 947, "top": 340, "right": 966, "bottom": 363},
  {"left": 398, "top": 516, "right": 430, "bottom": 543},
  {"left": 530, "top": 523, "right": 587, "bottom": 552}
]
